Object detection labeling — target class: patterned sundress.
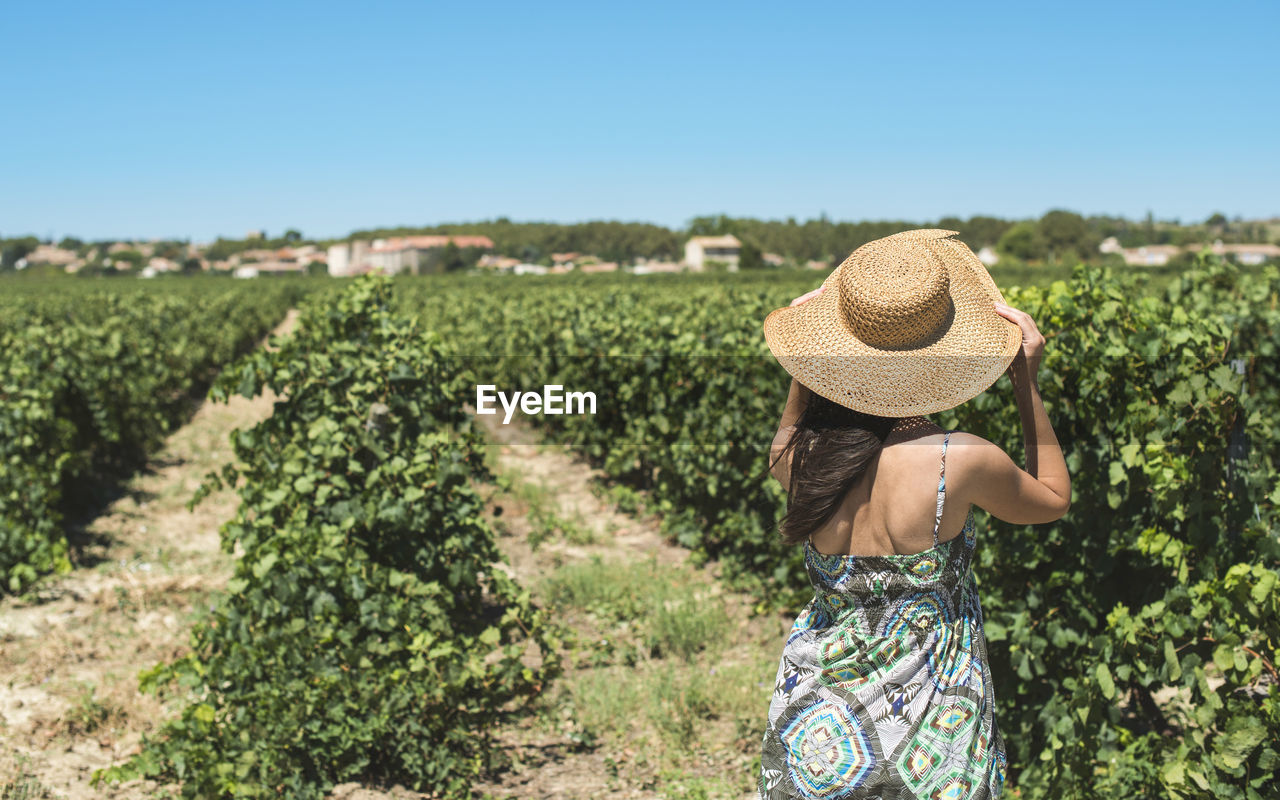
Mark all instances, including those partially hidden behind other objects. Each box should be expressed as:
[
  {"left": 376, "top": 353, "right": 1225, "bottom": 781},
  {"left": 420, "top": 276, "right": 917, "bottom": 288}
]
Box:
[{"left": 759, "top": 431, "right": 1007, "bottom": 799}]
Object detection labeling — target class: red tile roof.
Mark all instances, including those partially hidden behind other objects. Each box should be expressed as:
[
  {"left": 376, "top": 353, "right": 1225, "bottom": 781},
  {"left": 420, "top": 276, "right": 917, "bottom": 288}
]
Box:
[{"left": 370, "top": 235, "right": 495, "bottom": 253}]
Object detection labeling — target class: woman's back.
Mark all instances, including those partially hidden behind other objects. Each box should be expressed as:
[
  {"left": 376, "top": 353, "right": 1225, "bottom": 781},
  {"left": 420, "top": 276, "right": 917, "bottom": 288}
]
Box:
[
  {"left": 805, "top": 424, "right": 972, "bottom": 558},
  {"left": 774, "top": 420, "right": 1072, "bottom": 555}
]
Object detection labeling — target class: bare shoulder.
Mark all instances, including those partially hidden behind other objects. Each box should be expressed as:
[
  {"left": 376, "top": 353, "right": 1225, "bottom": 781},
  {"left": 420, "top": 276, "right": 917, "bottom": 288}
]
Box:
[
  {"left": 938, "top": 431, "right": 1012, "bottom": 493},
  {"left": 944, "top": 430, "right": 1004, "bottom": 459}
]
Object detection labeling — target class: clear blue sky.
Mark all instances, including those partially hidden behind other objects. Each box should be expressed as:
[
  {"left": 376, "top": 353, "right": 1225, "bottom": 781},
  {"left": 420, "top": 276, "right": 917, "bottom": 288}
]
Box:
[{"left": 2, "top": 0, "right": 1277, "bottom": 242}]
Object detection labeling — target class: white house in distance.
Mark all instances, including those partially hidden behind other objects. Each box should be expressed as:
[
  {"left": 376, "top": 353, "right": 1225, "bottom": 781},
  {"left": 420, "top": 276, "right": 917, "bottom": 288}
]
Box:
[
  {"left": 1098, "top": 236, "right": 1280, "bottom": 267},
  {"left": 327, "top": 240, "right": 368, "bottom": 276},
  {"left": 327, "top": 235, "right": 494, "bottom": 276},
  {"left": 684, "top": 234, "right": 742, "bottom": 271}
]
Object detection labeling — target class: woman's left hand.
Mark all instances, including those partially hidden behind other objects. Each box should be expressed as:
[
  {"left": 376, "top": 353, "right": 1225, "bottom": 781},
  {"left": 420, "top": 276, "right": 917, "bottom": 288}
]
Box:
[{"left": 790, "top": 286, "right": 826, "bottom": 307}]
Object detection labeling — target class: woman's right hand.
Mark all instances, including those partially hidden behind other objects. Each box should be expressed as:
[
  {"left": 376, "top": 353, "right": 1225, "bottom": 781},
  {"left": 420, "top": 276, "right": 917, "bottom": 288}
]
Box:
[{"left": 993, "top": 301, "right": 1045, "bottom": 387}]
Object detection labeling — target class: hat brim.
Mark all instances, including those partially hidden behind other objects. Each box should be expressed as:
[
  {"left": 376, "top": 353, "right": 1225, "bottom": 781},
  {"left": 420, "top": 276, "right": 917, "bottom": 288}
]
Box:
[{"left": 763, "top": 243, "right": 1022, "bottom": 417}]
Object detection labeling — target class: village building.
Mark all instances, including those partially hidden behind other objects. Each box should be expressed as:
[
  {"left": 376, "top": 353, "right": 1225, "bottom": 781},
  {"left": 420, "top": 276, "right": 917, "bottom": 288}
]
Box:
[
  {"left": 107, "top": 241, "right": 156, "bottom": 258},
  {"left": 1121, "top": 245, "right": 1182, "bottom": 266},
  {"left": 328, "top": 235, "right": 494, "bottom": 276},
  {"left": 632, "top": 261, "right": 684, "bottom": 275},
  {"left": 26, "top": 244, "right": 79, "bottom": 266},
  {"left": 476, "top": 254, "right": 522, "bottom": 270},
  {"left": 1189, "top": 240, "right": 1280, "bottom": 265},
  {"left": 1222, "top": 244, "right": 1280, "bottom": 265},
  {"left": 327, "top": 240, "right": 368, "bottom": 276},
  {"left": 684, "top": 234, "right": 742, "bottom": 271},
  {"left": 1101, "top": 237, "right": 1279, "bottom": 267}
]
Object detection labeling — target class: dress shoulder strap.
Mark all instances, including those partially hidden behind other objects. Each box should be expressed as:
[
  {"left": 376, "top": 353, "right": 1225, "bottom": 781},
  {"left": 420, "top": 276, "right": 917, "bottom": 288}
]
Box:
[{"left": 932, "top": 430, "right": 952, "bottom": 547}]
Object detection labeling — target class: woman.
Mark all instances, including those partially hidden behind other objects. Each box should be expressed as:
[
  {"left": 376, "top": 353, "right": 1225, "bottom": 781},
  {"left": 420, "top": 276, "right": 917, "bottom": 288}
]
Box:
[{"left": 756, "top": 229, "right": 1071, "bottom": 799}]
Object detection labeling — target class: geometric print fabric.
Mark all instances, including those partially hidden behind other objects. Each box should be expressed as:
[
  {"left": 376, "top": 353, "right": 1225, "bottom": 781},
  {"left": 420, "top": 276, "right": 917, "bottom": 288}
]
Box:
[{"left": 759, "top": 431, "right": 1006, "bottom": 798}]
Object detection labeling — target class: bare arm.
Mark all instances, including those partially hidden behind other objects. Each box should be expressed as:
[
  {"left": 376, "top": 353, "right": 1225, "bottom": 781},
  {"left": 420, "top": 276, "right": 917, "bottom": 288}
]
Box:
[
  {"left": 1008, "top": 360, "right": 1071, "bottom": 510},
  {"left": 952, "top": 302, "right": 1071, "bottom": 524},
  {"left": 770, "top": 379, "right": 809, "bottom": 489},
  {"left": 950, "top": 394, "right": 1071, "bottom": 525},
  {"left": 768, "top": 287, "right": 826, "bottom": 488},
  {"left": 778, "top": 378, "right": 811, "bottom": 430}
]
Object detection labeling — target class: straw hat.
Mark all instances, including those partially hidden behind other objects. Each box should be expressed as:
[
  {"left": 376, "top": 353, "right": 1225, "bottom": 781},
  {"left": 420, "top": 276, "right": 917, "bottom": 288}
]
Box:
[{"left": 763, "top": 229, "right": 1022, "bottom": 417}]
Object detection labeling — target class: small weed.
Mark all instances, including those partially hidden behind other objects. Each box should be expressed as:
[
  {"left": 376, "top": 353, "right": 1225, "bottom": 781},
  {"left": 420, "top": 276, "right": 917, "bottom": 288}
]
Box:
[
  {"left": 499, "top": 466, "right": 597, "bottom": 548},
  {"left": 650, "top": 667, "right": 718, "bottom": 749},
  {"left": 62, "top": 684, "right": 122, "bottom": 736},
  {"left": 558, "top": 512, "right": 596, "bottom": 545},
  {"left": 608, "top": 484, "right": 645, "bottom": 515},
  {"left": 661, "top": 779, "right": 712, "bottom": 800},
  {"left": 526, "top": 507, "right": 556, "bottom": 551},
  {"left": 112, "top": 585, "right": 138, "bottom": 617}
]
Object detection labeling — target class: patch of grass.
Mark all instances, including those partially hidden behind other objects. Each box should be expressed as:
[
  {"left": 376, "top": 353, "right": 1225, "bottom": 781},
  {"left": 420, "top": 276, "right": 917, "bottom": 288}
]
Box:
[
  {"left": 498, "top": 465, "right": 598, "bottom": 549},
  {"left": 527, "top": 505, "right": 596, "bottom": 549},
  {"left": 648, "top": 665, "right": 718, "bottom": 749},
  {"left": 568, "top": 659, "right": 764, "bottom": 790},
  {"left": 541, "top": 555, "right": 651, "bottom": 619},
  {"left": 0, "top": 753, "right": 60, "bottom": 799},
  {"left": 542, "top": 555, "right": 731, "bottom": 661},
  {"left": 657, "top": 772, "right": 745, "bottom": 800},
  {"left": 648, "top": 590, "right": 729, "bottom": 661}
]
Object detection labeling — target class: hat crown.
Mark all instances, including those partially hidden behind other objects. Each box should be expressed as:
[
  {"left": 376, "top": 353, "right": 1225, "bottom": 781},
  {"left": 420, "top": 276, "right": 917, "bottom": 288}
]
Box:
[{"left": 837, "top": 231, "right": 955, "bottom": 350}]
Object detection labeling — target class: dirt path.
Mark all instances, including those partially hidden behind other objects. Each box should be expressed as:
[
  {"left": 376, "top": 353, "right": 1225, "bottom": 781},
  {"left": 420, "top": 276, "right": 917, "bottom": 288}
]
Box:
[
  {"left": 471, "top": 415, "right": 788, "bottom": 800},
  {"left": 0, "top": 311, "right": 301, "bottom": 798}
]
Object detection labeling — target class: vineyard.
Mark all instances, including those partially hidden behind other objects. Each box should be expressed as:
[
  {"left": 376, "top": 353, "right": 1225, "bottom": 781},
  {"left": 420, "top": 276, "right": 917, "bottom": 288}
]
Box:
[
  {"left": 401, "top": 259, "right": 1280, "bottom": 798},
  {"left": 2, "top": 257, "right": 1278, "bottom": 799},
  {"left": 1, "top": 280, "right": 305, "bottom": 594}
]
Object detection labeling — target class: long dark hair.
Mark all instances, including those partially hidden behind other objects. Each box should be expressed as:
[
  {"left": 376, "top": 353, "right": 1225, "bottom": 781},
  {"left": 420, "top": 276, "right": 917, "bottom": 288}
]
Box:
[{"left": 771, "top": 391, "right": 897, "bottom": 545}]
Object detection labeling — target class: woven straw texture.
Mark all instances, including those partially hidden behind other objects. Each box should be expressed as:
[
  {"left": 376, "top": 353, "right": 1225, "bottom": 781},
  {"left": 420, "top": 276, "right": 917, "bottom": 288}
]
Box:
[{"left": 763, "top": 229, "right": 1022, "bottom": 417}]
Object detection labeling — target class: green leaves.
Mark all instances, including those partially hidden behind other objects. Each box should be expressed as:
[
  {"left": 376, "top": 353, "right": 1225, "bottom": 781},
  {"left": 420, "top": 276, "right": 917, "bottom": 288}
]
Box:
[
  {"left": 1214, "top": 715, "right": 1267, "bottom": 770},
  {"left": 1164, "top": 638, "right": 1182, "bottom": 682},
  {"left": 1, "top": 281, "right": 299, "bottom": 594},
  {"left": 1096, "top": 662, "right": 1116, "bottom": 700}
]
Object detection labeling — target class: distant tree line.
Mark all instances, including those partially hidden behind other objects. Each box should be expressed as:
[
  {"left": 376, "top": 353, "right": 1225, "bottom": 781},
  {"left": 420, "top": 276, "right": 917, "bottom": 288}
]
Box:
[
  {"left": 344, "top": 218, "right": 682, "bottom": 265},
  {"left": 347, "top": 211, "right": 1275, "bottom": 268},
  {"left": 687, "top": 213, "right": 1017, "bottom": 265},
  {"left": 4, "top": 212, "right": 1276, "bottom": 274},
  {"left": 202, "top": 229, "right": 302, "bottom": 262}
]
